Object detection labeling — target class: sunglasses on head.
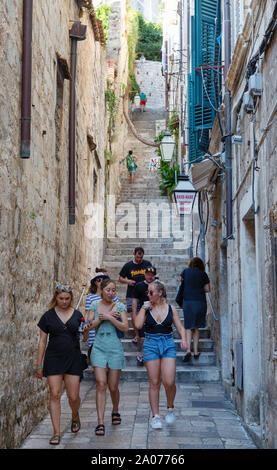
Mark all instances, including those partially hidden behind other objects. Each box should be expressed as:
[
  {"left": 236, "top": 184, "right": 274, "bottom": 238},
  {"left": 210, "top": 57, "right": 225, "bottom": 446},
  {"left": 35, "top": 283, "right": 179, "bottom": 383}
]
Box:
[{"left": 56, "top": 284, "right": 72, "bottom": 292}]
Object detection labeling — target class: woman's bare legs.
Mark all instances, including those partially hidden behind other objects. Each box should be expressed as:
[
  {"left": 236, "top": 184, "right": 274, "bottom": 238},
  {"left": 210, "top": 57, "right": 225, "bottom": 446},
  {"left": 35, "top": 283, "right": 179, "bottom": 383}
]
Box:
[
  {"left": 108, "top": 369, "right": 121, "bottom": 414},
  {"left": 192, "top": 328, "right": 200, "bottom": 355},
  {"left": 145, "top": 359, "right": 161, "bottom": 416},
  {"left": 185, "top": 329, "right": 192, "bottom": 353},
  {"left": 64, "top": 374, "right": 81, "bottom": 421},
  {"left": 161, "top": 358, "right": 176, "bottom": 409},
  {"left": 94, "top": 367, "right": 107, "bottom": 425},
  {"left": 47, "top": 375, "right": 63, "bottom": 436}
]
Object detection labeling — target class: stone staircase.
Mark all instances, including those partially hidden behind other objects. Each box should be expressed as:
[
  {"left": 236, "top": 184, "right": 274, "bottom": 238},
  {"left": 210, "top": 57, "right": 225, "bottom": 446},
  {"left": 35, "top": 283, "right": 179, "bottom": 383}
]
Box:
[{"left": 84, "top": 109, "right": 221, "bottom": 383}]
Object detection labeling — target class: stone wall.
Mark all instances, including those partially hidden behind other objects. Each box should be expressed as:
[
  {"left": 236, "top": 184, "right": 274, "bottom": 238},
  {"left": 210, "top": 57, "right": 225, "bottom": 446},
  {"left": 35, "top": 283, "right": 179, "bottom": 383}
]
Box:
[
  {"left": 0, "top": 0, "right": 107, "bottom": 448},
  {"left": 134, "top": 59, "right": 164, "bottom": 111},
  {"left": 104, "top": 1, "right": 130, "bottom": 241},
  {"left": 203, "top": 0, "right": 277, "bottom": 448}
]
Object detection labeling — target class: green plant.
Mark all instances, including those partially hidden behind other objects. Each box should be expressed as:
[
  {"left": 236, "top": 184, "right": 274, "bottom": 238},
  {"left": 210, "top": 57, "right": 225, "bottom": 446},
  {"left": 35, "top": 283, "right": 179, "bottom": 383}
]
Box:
[
  {"left": 96, "top": 3, "right": 111, "bottom": 41},
  {"left": 105, "top": 87, "right": 118, "bottom": 132},
  {"left": 126, "top": 6, "right": 140, "bottom": 101},
  {"left": 136, "top": 13, "right": 163, "bottom": 61},
  {"left": 159, "top": 160, "right": 180, "bottom": 198}
]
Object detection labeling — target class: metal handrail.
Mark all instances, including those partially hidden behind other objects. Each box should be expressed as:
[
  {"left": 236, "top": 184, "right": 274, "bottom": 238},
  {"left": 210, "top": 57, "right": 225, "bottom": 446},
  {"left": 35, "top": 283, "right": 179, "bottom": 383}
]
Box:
[{"left": 207, "top": 292, "right": 219, "bottom": 321}]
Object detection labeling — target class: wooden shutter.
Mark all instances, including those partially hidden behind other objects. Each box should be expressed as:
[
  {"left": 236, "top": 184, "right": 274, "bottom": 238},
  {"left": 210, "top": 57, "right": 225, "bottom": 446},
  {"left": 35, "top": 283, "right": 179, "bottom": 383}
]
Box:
[{"left": 188, "top": 0, "right": 221, "bottom": 162}]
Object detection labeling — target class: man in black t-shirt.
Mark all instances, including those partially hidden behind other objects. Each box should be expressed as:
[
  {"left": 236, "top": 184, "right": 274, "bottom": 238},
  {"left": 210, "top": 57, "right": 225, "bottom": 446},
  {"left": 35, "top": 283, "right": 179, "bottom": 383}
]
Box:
[
  {"left": 132, "top": 266, "right": 157, "bottom": 364},
  {"left": 119, "top": 247, "right": 152, "bottom": 343}
]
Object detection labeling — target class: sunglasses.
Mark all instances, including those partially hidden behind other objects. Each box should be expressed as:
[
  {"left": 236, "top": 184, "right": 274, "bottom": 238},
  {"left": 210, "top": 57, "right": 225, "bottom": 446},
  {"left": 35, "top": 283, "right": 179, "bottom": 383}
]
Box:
[
  {"left": 56, "top": 284, "right": 72, "bottom": 292},
  {"left": 146, "top": 268, "right": 156, "bottom": 273},
  {"left": 148, "top": 290, "right": 155, "bottom": 295}
]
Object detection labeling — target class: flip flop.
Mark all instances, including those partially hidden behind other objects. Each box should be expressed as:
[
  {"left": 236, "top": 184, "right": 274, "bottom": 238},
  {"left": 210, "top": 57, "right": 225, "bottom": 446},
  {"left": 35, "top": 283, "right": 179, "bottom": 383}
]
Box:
[{"left": 95, "top": 424, "right": 105, "bottom": 436}]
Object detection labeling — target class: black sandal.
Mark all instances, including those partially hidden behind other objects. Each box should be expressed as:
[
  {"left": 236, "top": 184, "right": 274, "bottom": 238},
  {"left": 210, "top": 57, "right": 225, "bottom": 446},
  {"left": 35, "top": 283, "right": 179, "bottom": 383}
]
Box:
[
  {"left": 183, "top": 352, "right": 191, "bottom": 362},
  {"left": 95, "top": 424, "right": 105, "bottom": 436},
  {"left": 112, "top": 412, "right": 121, "bottom": 425}
]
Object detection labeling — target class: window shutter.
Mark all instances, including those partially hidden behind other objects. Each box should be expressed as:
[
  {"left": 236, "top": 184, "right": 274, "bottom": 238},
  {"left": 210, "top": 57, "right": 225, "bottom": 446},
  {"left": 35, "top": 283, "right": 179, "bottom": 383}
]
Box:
[{"left": 188, "top": 0, "right": 221, "bottom": 163}]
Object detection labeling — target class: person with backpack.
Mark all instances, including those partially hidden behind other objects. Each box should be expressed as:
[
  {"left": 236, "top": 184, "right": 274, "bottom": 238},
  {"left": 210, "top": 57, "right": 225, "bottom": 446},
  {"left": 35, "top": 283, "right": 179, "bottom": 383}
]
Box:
[{"left": 120, "top": 150, "right": 138, "bottom": 184}]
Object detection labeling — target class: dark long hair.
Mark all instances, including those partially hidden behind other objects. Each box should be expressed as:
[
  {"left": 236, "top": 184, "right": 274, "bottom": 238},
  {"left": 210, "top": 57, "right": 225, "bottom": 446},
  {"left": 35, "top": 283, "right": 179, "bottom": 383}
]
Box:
[{"left": 188, "top": 257, "right": 205, "bottom": 271}]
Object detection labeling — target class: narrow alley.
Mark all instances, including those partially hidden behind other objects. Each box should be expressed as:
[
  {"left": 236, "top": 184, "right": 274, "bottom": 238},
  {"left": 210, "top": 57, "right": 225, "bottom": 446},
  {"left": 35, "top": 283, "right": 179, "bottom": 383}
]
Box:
[
  {"left": 1, "top": 0, "right": 276, "bottom": 453},
  {"left": 20, "top": 107, "right": 256, "bottom": 451}
]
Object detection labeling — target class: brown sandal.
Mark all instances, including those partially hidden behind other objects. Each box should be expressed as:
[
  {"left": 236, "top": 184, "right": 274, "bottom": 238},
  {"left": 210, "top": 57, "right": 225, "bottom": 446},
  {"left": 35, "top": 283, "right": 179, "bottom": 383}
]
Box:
[
  {"left": 49, "top": 434, "right": 61, "bottom": 445},
  {"left": 71, "top": 415, "right": 81, "bottom": 433}
]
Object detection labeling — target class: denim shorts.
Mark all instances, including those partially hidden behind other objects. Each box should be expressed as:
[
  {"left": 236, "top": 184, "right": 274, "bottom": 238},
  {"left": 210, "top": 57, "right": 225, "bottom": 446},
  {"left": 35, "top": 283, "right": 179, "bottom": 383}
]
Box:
[{"left": 143, "top": 333, "right": 176, "bottom": 362}]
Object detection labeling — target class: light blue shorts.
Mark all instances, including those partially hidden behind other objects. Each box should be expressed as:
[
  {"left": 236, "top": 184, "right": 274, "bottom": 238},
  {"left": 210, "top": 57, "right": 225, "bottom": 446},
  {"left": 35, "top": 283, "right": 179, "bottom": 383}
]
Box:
[{"left": 143, "top": 333, "right": 176, "bottom": 362}]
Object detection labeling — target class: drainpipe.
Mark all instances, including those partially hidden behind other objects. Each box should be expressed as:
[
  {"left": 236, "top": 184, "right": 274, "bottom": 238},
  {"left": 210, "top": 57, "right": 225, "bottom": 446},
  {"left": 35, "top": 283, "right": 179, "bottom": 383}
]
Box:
[
  {"left": 68, "top": 21, "right": 87, "bottom": 224},
  {"left": 224, "top": 0, "right": 233, "bottom": 239},
  {"left": 179, "top": 0, "right": 184, "bottom": 175},
  {"left": 165, "top": 40, "right": 169, "bottom": 129},
  {"left": 20, "top": 0, "right": 33, "bottom": 158}
]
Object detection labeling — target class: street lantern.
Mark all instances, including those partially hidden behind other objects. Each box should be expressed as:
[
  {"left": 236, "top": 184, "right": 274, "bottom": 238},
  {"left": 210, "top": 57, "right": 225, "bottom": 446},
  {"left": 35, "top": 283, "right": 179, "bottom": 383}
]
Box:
[
  {"left": 160, "top": 131, "right": 176, "bottom": 162},
  {"left": 173, "top": 175, "right": 197, "bottom": 215}
]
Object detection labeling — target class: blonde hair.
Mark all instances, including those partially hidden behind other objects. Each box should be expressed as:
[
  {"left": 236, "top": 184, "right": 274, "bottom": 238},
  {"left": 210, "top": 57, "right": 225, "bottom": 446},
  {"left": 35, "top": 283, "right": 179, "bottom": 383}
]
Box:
[
  {"left": 48, "top": 286, "right": 74, "bottom": 309},
  {"left": 149, "top": 280, "right": 167, "bottom": 299}
]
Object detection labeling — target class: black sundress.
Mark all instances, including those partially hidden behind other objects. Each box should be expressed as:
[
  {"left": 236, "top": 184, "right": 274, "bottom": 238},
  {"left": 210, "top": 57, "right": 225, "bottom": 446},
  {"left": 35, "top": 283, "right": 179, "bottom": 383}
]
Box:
[
  {"left": 38, "top": 309, "right": 84, "bottom": 377},
  {"left": 180, "top": 268, "right": 210, "bottom": 329}
]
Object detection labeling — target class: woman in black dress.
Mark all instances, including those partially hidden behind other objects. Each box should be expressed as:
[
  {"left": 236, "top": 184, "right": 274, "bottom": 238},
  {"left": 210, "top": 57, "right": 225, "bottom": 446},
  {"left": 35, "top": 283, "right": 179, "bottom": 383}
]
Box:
[
  {"left": 180, "top": 257, "right": 210, "bottom": 362},
  {"left": 36, "top": 284, "right": 85, "bottom": 445}
]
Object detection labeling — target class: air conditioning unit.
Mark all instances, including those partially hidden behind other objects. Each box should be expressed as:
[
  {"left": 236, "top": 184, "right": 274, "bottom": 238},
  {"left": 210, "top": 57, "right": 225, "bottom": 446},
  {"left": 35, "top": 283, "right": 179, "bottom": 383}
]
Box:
[
  {"left": 243, "top": 91, "right": 254, "bottom": 113},
  {"left": 249, "top": 72, "right": 263, "bottom": 96}
]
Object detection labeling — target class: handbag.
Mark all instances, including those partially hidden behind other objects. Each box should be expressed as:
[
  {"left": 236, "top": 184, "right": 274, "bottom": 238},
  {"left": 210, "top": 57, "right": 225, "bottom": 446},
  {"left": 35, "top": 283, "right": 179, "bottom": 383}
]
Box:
[
  {"left": 175, "top": 279, "right": 184, "bottom": 308},
  {"left": 81, "top": 353, "right": 89, "bottom": 370}
]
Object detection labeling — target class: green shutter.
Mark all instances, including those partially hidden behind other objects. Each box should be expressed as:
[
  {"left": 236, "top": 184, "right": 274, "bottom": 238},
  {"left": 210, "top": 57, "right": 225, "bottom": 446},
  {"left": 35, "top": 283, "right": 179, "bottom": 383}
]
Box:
[{"left": 188, "top": 0, "right": 221, "bottom": 162}]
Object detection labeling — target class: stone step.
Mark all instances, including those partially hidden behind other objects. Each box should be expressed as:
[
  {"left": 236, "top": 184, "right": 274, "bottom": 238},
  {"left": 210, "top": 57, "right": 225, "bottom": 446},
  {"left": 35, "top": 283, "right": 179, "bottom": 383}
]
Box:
[
  {"left": 103, "top": 255, "right": 187, "bottom": 264},
  {"left": 121, "top": 338, "right": 214, "bottom": 352},
  {"left": 95, "top": 112, "right": 221, "bottom": 385},
  {"left": 123, "top": 351, "right": 217, "bottom": 367},
  {"left": 83, "top": 365, "right": 221, "bottom": 383},
  {"left": 105, "top": 247, "right": 186, "bottom": 256}
]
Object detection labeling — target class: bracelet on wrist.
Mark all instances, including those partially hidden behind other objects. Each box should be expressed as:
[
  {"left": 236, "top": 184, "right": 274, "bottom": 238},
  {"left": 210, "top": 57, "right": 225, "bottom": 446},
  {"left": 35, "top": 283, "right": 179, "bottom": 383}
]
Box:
[
  {"left": 142, "top": 304, "right": 148, "bottom": 309},
  {"left": 35, "top": 366, "right": 43, "bottom": 370}
]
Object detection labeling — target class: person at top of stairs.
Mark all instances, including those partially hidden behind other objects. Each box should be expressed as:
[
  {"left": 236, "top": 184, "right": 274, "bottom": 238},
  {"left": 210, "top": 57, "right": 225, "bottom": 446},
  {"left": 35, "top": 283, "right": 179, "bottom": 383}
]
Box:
[{"left": 119, "top": 247, "right": 152, "bottom": 344}]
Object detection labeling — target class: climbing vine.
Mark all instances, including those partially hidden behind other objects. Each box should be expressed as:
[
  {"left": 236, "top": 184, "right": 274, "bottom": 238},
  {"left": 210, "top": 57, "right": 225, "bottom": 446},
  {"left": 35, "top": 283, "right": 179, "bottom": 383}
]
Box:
[
  {"left": 155, "top": 130, "right": 180, "bottom": 199},
  {"left": 126, "top": 6, "right": 140, "bottom": 102},
  {"left": 105, "top": 86, "right": 118, "bottom": 133},
  {"left": 96, "top": 3, "right": 111, "bottom": 41}
]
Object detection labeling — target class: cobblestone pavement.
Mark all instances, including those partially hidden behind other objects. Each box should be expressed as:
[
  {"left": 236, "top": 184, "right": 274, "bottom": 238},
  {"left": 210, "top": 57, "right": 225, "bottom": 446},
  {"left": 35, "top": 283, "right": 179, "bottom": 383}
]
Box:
[{"left": 21, "top": 379, "right": 256, "bottom": 450}]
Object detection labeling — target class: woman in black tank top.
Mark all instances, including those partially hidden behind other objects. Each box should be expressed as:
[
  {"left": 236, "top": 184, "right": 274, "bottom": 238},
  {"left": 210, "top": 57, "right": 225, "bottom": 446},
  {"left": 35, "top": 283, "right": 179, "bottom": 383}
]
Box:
[{"left": 135, "top": 280, "right": 187, "bottom": 429}]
